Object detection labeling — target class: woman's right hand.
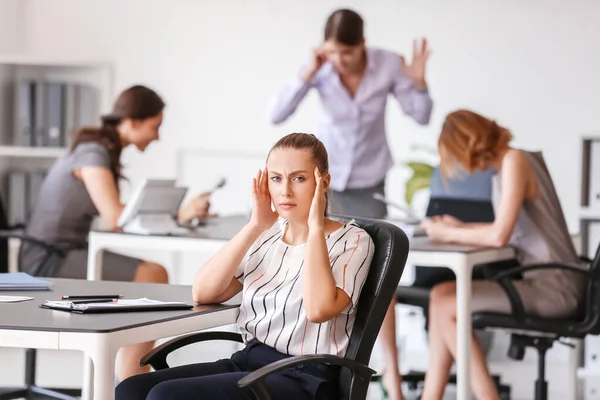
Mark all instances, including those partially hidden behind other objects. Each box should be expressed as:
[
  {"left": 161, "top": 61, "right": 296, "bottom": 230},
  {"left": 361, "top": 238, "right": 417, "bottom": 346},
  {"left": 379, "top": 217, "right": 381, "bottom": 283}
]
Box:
[
  {"left": 250, "top": 167, "right": 278, "bottom": 231},
  {"left": 302, "top": 45, "right": 327, "bottom": 82}
]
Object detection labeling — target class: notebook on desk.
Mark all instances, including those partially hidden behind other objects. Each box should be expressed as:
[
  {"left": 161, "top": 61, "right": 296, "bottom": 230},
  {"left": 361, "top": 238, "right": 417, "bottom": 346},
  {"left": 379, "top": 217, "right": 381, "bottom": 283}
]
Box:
[
  {"left": 0, "top": 272, "right": 53, "bottom": 291},
  {"left": 40, "top": 297, "right": 193, "bottom": 314}
]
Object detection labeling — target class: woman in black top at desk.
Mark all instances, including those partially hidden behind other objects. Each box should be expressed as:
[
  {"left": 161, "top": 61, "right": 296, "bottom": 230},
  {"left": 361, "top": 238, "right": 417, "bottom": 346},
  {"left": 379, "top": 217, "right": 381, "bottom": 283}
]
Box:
[{"left": 19, "top": 85, "right": 213, "bottom": 382}]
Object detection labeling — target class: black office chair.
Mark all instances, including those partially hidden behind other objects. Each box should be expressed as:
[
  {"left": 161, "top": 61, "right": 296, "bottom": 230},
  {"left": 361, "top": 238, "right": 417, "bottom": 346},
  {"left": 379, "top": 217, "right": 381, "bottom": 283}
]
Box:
[
  {"left": 0, "top": 191, "right": 80, "bottom": 400},
  {"left": 471, "top": 244, "right": 600, "bottom": 400},
  {"left": 140, "top": 217, "right": 410, "bottom": 400}
]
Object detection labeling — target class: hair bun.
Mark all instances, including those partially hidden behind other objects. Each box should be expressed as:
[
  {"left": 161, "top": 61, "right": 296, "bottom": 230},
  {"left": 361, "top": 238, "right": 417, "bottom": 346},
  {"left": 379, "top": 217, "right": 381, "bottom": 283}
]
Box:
[{"left": 101, "top": 114, "right": 121, "bottom": 126}]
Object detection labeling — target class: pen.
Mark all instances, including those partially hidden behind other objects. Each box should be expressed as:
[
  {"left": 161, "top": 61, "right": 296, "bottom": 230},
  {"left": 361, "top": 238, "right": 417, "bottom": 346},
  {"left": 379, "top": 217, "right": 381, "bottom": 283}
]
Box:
[
  {"left": 70, "top": 298, "right": 118, "bottom": 304},
  {"left": 61, "top": 295, "right": 123, "bottom": 300}
]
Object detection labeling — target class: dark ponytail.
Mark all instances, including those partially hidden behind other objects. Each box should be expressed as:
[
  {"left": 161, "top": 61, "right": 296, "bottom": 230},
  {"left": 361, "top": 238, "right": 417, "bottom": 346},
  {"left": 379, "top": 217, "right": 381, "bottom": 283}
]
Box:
[{"left": 70, "top": 85, "right": 165, "bottom": 182}]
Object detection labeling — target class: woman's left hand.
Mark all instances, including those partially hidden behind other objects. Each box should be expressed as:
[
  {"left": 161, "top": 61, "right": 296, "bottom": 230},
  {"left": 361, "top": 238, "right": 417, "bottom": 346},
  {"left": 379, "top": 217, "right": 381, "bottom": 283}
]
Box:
[
  {"left": 421, "top": 218, "right": 452, "bottom": 242},
  {"left": 308, "top": 167, "right": 326, "bottom": 231},
  {"left": 178, "top": 192, "right": 214, "bottom": 223}
]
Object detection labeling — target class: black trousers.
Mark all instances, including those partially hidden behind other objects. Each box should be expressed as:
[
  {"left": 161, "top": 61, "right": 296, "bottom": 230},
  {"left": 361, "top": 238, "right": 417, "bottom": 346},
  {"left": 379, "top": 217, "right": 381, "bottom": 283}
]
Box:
[{"left": 115, "top": 339, "right": 339, "bottom": 400}]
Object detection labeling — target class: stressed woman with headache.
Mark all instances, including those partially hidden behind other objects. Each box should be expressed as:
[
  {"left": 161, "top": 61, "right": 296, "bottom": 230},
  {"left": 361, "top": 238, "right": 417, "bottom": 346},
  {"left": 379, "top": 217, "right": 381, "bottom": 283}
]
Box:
[{"left": 116, "top": 133, "right": 375, "bottom": 400}]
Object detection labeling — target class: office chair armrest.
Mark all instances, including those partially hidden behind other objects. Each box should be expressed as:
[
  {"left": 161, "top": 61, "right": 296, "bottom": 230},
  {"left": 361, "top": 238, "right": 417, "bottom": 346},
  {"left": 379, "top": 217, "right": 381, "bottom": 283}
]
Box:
[
  {"left": 486, "top": 262, "right": 593, "bottom": 323},
  {"left": 0, "top": 230, "right": 63, "bottom": 256},
  {"left": 490, "top": 263, "right": 593, "bottom": 282},
  {"left": 237, "top": 354, "right": 376, "bottom": 400},
  {"left": 140, "top": 331, "right": 243, "bottom": 370}
]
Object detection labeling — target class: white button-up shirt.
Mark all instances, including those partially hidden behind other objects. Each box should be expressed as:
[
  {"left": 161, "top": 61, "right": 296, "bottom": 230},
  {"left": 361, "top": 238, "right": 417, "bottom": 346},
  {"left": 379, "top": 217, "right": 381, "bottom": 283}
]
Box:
[{"left": 267, "top": 47, "right": 433, "bottom": 192}]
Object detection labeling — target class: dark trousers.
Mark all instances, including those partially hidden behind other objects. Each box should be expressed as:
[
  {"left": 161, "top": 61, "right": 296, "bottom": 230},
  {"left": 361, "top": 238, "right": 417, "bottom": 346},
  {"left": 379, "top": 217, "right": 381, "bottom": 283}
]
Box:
[{"left": 115, "top": 339, "right": 338, "bottom": 400}]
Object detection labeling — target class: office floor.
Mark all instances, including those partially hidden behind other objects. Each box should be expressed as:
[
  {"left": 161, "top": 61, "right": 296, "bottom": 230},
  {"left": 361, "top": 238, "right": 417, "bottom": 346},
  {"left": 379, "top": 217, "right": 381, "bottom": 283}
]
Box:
[{"left": 0, "top": 347, "right": 595, "bottom": 400}]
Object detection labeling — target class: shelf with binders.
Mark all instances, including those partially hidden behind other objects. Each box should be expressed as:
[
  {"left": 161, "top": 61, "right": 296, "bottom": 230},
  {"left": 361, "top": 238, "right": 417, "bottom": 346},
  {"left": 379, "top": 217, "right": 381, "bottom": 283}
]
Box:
[
  {"left": 0, "top": 55, "right": 113, "bottom": 153},
  {"left": 0, "top": 145, "right": 67, "bottom": 158}
]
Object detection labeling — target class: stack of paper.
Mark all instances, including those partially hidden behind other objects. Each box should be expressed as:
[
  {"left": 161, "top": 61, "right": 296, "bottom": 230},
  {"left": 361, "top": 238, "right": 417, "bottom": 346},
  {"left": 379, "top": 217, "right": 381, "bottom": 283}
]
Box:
[
  {"left": 41, "top": 297, "right": 193, "bottom": 313},
  {"left": 0, "top": 272, "right": 53, "bottom": 291}
]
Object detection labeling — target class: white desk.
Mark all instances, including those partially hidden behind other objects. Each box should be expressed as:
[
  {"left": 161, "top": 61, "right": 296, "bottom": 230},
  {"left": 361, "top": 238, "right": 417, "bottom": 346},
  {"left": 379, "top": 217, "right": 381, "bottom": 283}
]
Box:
[
  {"left": 408, "top": 237, "right": 515, "bottom": 400},
  {"left": 0, "top": 278, "right": 238, "bottom": 400}
]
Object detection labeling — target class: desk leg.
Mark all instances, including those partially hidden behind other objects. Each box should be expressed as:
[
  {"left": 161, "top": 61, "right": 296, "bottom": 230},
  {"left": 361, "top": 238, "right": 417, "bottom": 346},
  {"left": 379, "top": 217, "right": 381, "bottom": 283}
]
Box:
[
  {"left": 83, "top": 337, "right": 117, "bottom": 400},
  {"left": 82, "top": 357, "right": 94, "bottom": 400},
  {"left": 567, "top": 338, "right": 583, "bottom": 400},
  {"left": 86, "top": 237, "right": 104, "bottom": 281},
  {"left": 83, "top": 240, "right": 105, "bottom": 399},
  {"left": 454, "top": 257, "right": 473, "bottom": 400}
]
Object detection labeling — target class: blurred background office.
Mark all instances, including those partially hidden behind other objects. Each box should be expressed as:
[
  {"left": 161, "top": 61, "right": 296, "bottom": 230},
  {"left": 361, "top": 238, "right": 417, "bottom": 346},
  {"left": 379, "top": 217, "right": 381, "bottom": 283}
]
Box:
[{"left": 1, "top": 0, "right": 600, "bottom": 399}]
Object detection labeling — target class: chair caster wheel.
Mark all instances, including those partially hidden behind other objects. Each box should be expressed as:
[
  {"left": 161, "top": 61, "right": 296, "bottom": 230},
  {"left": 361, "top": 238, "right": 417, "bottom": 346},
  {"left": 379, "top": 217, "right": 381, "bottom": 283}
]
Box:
[{"left": 498, "top": 384, "right": 511, "bottom": 400}]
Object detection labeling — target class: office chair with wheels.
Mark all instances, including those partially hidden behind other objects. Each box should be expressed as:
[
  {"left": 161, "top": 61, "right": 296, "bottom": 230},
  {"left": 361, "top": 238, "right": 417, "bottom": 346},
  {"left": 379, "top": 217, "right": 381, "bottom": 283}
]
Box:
[
  {"left": 0, "top": 191, "right": 80, "bottom": 400},
  {"left": 471, "top": 152, "right": 600, "bottom": 400},
  {"left": 472, "top": 247, "right": 600, "bottom": 400},
  {"left": 140, "top": 218, "right": 410, "bottom": 400}
]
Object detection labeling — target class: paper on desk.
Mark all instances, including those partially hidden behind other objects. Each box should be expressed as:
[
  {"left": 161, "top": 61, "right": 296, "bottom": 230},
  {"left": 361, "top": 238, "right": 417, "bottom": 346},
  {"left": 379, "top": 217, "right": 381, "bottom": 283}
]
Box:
[
  {"left": 0, "top": 295, "right": 34, "bottom": 303},
  {"left": 43, "top": 297, "right": 188, "bottom": 311}
]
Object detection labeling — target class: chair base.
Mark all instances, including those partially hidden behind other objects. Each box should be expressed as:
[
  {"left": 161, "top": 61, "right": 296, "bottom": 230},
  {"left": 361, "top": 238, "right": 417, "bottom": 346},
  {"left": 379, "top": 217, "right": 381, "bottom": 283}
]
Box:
[
  {"left": 0, "top": 349, "right": 81, "bottom": 400},
  {"left": 0, "top": 386, "right": 81, "bottom": 400},
  {"left": 507, "top": 334, "right": 554, "bottom": 400},
  {"left": 371, "top": 371, "right": 511, "bottom": 398},
  {"left": 371, "top": 371, "right": 510, "bottom": 400}
]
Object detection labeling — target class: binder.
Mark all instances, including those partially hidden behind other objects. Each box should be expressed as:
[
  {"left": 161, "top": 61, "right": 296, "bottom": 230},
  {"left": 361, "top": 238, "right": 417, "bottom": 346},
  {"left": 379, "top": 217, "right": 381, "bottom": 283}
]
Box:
[
  {"left": 14, "top": 80, "right": 35, "bottom": 146},
  {"left": 40, "top": 298, "right": 193, "bottom": 314},
  {"left": 7, "top": 171, "right": 27, "bottom": 225},
  {"left": 33, "top": 81, "right": 46, "bottom": 147},
  {"left": 75, "top": 84, "right": 97, "bottom": 128},
  {"left": 44, "top": 82, "right": 65, "bottom": 147},
  {"left": 0, "top": 272, "right": 53, "bottom": 291},
  {"left": 27, "top": 170, "right": 46, "bottom": 217},
  {"left": 63, "top": 83, "right": 77, "bottom": 147}
]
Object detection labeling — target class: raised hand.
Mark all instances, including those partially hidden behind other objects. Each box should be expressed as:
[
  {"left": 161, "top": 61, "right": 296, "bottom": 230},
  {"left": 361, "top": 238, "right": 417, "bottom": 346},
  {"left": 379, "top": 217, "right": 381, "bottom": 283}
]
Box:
[
  {"left": 302, "top": 45, "right": 328, "bottom": 83},
  {"left": 400, "top": 38, "right": 431, "bottom": 89},
  {"left": 250, "top": 167, "right": 279, "bottom": 231},
  {"left": 308, "top": 167, "right": 326, "bottom": 231}
]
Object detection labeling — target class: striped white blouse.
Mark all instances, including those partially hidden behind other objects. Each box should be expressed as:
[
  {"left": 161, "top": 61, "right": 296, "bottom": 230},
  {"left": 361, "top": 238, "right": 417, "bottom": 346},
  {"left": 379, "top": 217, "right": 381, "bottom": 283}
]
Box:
[{"left": 234, "top": 219, "right": 375, "bottom": 357}]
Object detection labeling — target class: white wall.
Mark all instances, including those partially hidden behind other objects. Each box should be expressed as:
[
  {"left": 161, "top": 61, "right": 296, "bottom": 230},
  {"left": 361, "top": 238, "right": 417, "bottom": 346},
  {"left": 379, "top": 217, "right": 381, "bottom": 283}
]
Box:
[
  {"left": 0, "top": 0, "right": 23, "bottom": 53},
  {"left": 18, "top": 0, "right": 600, "bottom": 232}
]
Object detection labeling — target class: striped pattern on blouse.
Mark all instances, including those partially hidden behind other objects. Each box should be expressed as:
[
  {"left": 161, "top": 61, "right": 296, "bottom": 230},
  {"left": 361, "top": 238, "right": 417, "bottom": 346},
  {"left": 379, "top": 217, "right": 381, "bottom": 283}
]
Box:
[{"left": 234, "top": 219, "right": 374, "bottom": 357}]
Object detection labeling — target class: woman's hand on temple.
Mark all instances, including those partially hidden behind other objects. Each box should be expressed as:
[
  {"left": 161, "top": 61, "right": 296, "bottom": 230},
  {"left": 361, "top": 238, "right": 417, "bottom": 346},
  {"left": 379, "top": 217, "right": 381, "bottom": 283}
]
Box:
[
  {"left": 308, "top": 167, "right": 326, "bottom": 231},
  {"left": 249, "top": 167, "right": 279, "bottom": 231}
]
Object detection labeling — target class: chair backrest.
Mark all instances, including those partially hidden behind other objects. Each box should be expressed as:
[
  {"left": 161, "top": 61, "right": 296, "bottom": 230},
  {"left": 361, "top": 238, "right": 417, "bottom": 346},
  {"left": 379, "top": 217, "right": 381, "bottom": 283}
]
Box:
[
  {"left": 427, "top": 165, "right": 495, "bottom": 222},
  {"left": 0, "top": 191, "right": 11, "bottom": 273},
  {"left": 578, "top": 241, "right": 600, "bottom": 335},
  {"left": 429, "top": 166, "right": 495, "bottom": 201},
  {"left": 330, "top": 216, "right": 409, "bottom": 399}
]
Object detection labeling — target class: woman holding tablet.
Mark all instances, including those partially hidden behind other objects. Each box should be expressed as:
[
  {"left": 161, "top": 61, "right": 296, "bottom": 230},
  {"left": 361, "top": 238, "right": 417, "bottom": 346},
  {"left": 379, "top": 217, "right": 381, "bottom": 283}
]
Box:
[
  {"left": 116, "top": 132, "right": 375, "bottom": 400},
  {"left": 19, "top": 85, "right": 213, "bottom": 381}
]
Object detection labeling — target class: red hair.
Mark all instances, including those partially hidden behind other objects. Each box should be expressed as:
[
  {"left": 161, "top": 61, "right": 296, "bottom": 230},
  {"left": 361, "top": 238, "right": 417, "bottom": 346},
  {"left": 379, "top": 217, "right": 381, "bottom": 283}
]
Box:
[{"left": 438, "top": 109, "right": 513, "bottom": 177}]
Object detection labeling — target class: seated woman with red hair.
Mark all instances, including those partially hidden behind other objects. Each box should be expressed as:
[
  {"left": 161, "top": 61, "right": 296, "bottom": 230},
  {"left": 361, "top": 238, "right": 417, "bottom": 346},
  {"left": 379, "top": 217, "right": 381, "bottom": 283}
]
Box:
[{"left": 420, "top": 109, "right": 584, "bottom": 400}]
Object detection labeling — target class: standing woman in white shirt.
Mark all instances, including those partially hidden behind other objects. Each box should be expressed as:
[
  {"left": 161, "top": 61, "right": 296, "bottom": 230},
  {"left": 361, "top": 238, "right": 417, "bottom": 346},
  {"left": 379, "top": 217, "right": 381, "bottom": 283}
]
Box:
[
  {"left": 267, "top": 8, "right": 433, "bottom": 220},
  {"left": 115, "top": 133, "right": 375, "bottom": 400}
]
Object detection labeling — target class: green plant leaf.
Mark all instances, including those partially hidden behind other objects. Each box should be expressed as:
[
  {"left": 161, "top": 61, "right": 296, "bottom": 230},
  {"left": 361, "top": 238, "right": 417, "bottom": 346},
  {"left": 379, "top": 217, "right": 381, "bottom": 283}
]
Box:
[
  {"left": 405, "top": 162, "right": 434, "bottom": 177},
  {"left": 405, "top": 175, "right": 431, "bottom": 206}
]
